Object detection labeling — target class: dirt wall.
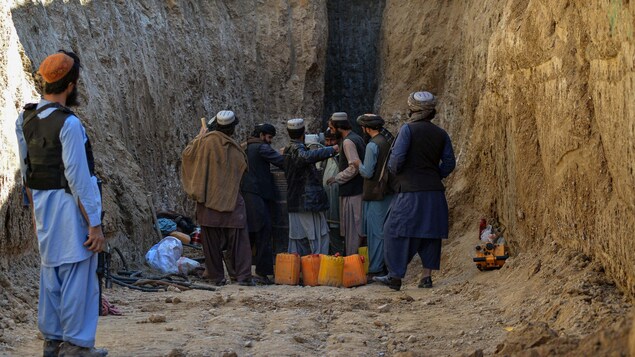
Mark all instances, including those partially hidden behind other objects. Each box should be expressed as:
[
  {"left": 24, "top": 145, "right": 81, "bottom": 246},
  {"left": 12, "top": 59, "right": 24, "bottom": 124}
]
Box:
[
  {"left": 377, "top": 0, "right": 635, "bottom": 297},
  {"left": 0, "top": 0, "right": 327, "bottom": 299},
  {"left": 0, "top": 0, "right": 327, "bottom": 330}
]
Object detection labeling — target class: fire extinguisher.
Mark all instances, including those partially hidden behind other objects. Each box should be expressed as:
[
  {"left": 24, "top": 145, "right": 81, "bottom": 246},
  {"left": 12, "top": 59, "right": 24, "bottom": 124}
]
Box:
[{"left": 190, "top": 227, "right": 202, "bottom": 245}]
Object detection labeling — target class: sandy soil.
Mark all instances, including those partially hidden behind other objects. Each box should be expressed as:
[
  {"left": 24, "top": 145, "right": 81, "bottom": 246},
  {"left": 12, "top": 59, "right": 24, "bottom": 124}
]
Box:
[
  {"left": 2, "top": 213, "right": 631, "bottom": 357},
  {"left": 3, "top": 273, "right": 513, "bottom": 357}
]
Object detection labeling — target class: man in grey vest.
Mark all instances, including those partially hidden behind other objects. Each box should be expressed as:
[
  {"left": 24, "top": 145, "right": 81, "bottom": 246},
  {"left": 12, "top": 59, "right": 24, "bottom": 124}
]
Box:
[
  {"left": 16, "top": 51, "right": 107, "bottom": 357},
  {"left": 327, "top": 112, "right": 366, "bottom": 256},
  {"left": 241, "top": 123, "right": 284, "bottom": 284}
]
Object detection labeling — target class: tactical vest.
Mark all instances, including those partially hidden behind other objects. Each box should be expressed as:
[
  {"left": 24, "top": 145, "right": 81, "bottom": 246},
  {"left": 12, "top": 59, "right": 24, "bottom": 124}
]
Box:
[
  {"left": 395, "top": 120, "right": 446, "bottom": 192},
  {"left": 22, "top": 102, "right": 95, "bottom": 192},
  {"left": 362, "top": 133, "right": 393, "bottom": 201},
  {"left": 338, "top": 131, "right": 366, "bottom": 197}
]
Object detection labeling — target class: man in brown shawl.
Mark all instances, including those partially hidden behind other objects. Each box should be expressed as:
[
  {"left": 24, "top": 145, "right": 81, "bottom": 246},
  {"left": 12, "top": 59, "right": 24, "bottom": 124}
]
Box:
[{"left": 181, "top": 110, "right": 255, "bottom": 286}]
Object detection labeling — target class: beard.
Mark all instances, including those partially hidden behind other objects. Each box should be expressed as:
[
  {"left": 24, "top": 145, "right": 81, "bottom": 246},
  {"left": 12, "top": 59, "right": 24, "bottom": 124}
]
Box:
[
  {"left": 66, "top": 85, "right": 80, "bottom": 107},
  {"left": 362, "top": 131, "right": 371, "bottom": 143},
  {"left": 334, "top": 128, "right": 343, "bottom": 140}
]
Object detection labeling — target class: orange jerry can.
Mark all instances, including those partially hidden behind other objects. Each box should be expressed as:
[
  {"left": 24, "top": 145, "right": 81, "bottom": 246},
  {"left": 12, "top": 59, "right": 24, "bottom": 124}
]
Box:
[
  {"left": 357, "top": 246, "right": 369, "bottom": 273},
  {"left": 318, "top": 255, "right": 344, "bottom": 287},
  {"left": 301, "top": 254, "right": 321, "bottom": 286},
  {"left": 274, "top": 253, "right": 301, "bottom": 285},
  {"left": 473, "top": 243, "right": 509, "bottom": 270},
  {"left": 343, "top": 254, "right": 367, "bottom": 288}
]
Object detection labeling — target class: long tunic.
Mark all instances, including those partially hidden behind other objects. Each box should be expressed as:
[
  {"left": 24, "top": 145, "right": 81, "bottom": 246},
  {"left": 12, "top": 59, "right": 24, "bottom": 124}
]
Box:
[
  {"left": 288, "top": 211, "right": 329, "bottom": 255},
  {"left": 359, "top": 141, "right": 393, "bottom": 273},
  {"left": 335, "top": 138, "right": 364, "bottom": 255},
  {"left": 321, "top": 156, "right": 340, "bottom": 228},
  {"left": 384, "top": 124, "right": 455, "bottom": 239},
  {"left": 321, "top": 156, "right": 343, "bottom": 254},
  {"left": 16, "top": 99, "right": 102, "bottom": 347},
  {"left": 16, "top": 100, "right": 102, "bottom": 266}
]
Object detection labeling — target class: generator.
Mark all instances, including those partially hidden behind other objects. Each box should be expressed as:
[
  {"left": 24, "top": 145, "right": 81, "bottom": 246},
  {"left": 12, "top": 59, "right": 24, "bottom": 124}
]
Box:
[
  {"left": 473, "top": 242, "right": 508, "bottom": 270},
  {"left": 474, "top": 218, "right": 508, "bottom": 270}
]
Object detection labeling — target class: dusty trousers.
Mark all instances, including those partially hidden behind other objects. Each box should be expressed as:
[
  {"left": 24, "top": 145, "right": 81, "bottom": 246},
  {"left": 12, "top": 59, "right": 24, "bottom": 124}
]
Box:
[
  {"left": 243, "top": 192, "right": 275, "bottom": 277},
  {"left": 200, "top": 226, "right": 252, "bottom": 284},
  {"left": 250, "top": 224, "right": 274, "bottom": 276}
]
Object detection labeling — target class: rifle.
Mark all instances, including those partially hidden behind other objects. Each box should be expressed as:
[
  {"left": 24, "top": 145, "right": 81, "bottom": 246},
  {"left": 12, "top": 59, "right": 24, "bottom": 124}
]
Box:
[
  {"left": 97, "top": 245, "right": 112, "bottom": 315},
  {"left": 95, "top": 178, "right": 112, "bottom": 316}
]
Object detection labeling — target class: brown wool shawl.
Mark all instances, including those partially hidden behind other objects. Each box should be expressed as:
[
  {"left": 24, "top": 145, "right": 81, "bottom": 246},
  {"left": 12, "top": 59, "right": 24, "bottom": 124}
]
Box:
[{"left": 181, "top": 131, "right": 247, "bottom": 212}]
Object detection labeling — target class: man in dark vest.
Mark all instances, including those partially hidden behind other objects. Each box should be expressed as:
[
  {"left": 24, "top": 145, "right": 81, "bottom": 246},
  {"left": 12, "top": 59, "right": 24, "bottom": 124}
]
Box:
[
  {"left": 374, "top": 91, "right": 456, "bottom": 291},
  {"left": 327, "top": 112, "right": 366, "bottom": 256},
  {"left": 351, "top": 114, "right": 395, "bottom": 278},
  {"left": 241, "top": 123, "right": 284, "bottom": 284},
  {"left": 15, "top": 51, "right": 107, "bottom": 356}
]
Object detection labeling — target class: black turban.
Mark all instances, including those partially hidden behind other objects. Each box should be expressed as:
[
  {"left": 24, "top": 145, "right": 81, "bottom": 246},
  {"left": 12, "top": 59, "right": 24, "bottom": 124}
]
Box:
[{"left": 356, "top": 114, "right": 385, "bottom": 129}]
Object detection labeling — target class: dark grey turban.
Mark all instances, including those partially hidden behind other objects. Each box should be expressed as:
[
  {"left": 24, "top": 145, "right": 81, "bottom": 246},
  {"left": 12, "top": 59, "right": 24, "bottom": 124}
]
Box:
[{"left": 356, "top": 114, "right": 385, "bottom": 129}]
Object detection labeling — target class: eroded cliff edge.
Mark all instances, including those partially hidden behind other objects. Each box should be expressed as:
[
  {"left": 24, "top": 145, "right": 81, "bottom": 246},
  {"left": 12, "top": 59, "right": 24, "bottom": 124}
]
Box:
[{"left": 377, "top": 0, "right": 635, "bottom": 298}]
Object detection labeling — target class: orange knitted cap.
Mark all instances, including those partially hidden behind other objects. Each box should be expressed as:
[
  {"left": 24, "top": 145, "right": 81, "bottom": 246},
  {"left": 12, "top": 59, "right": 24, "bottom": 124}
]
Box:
[{"left": 39, "top": 53, "right": 75, "bottom": 83}]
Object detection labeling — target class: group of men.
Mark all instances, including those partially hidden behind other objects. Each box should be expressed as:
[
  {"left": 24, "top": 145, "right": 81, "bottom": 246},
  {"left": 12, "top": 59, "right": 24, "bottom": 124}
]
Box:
[
  {"left": 181, "top": 91, "right": 456, "bottom": 293},
  {"left": 17, "top": 50, "right": 456, "bottom": 356}
]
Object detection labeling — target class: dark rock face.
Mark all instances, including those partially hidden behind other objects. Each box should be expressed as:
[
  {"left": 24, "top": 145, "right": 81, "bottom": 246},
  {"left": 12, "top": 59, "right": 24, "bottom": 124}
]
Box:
[{"left": 323, "top": 0, "right": 385, "bottom": 129}]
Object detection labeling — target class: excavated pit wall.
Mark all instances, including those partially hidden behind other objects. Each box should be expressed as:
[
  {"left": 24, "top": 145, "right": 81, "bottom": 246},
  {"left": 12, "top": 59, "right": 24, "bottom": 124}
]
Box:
[
  {"left": 1, "top": 0, "right": 635, "bottom": 343},
  {"left": 0, "top": 0, "right": 327, "bottom": 283},
  {"left": 377, "top": 0, "right": 635, "bottom": 299}
]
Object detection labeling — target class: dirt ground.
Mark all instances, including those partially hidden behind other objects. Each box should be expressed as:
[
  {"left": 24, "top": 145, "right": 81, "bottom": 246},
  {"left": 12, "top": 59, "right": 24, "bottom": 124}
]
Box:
[{"left": 1, "top": 211, "right": 631, "bottom": 357}]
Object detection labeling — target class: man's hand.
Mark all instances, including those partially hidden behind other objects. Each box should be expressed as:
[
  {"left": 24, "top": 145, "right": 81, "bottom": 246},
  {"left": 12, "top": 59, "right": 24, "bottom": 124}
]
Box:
[
  {"left": 332, "top": 144, "right": 339, "bottom": 153},
  {"left": 84, "top": 225, "right": 105, "bottom": 252},
  {"left": 326, "top": 177, "right": 336, "bottom": 185},
  {"left": 197, "top": 125, "right": 209, "bottom": 137}
]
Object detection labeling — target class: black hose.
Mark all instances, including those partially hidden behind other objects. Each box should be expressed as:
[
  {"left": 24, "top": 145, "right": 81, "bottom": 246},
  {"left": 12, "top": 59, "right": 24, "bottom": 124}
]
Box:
[
  {"left": 183, "top": 243, "right": 202, "bottom": 250},
  {"left": 111, "top": 277, "right": 163, "bottom": 292},
  {"left": 188, "top": 284, "right": 217, "bottom": 291},
  {"left": 110, "top": 276, "right": 141, "bottom": 284},
  {"left": 111, "top": 256, "right": 219, "bottom": 292},
  {"left": 111, "top": 247, "right": 129, "bottom": 271},
  {"left": 116, "top": 270, "right": 142, "bottom": 277}
]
